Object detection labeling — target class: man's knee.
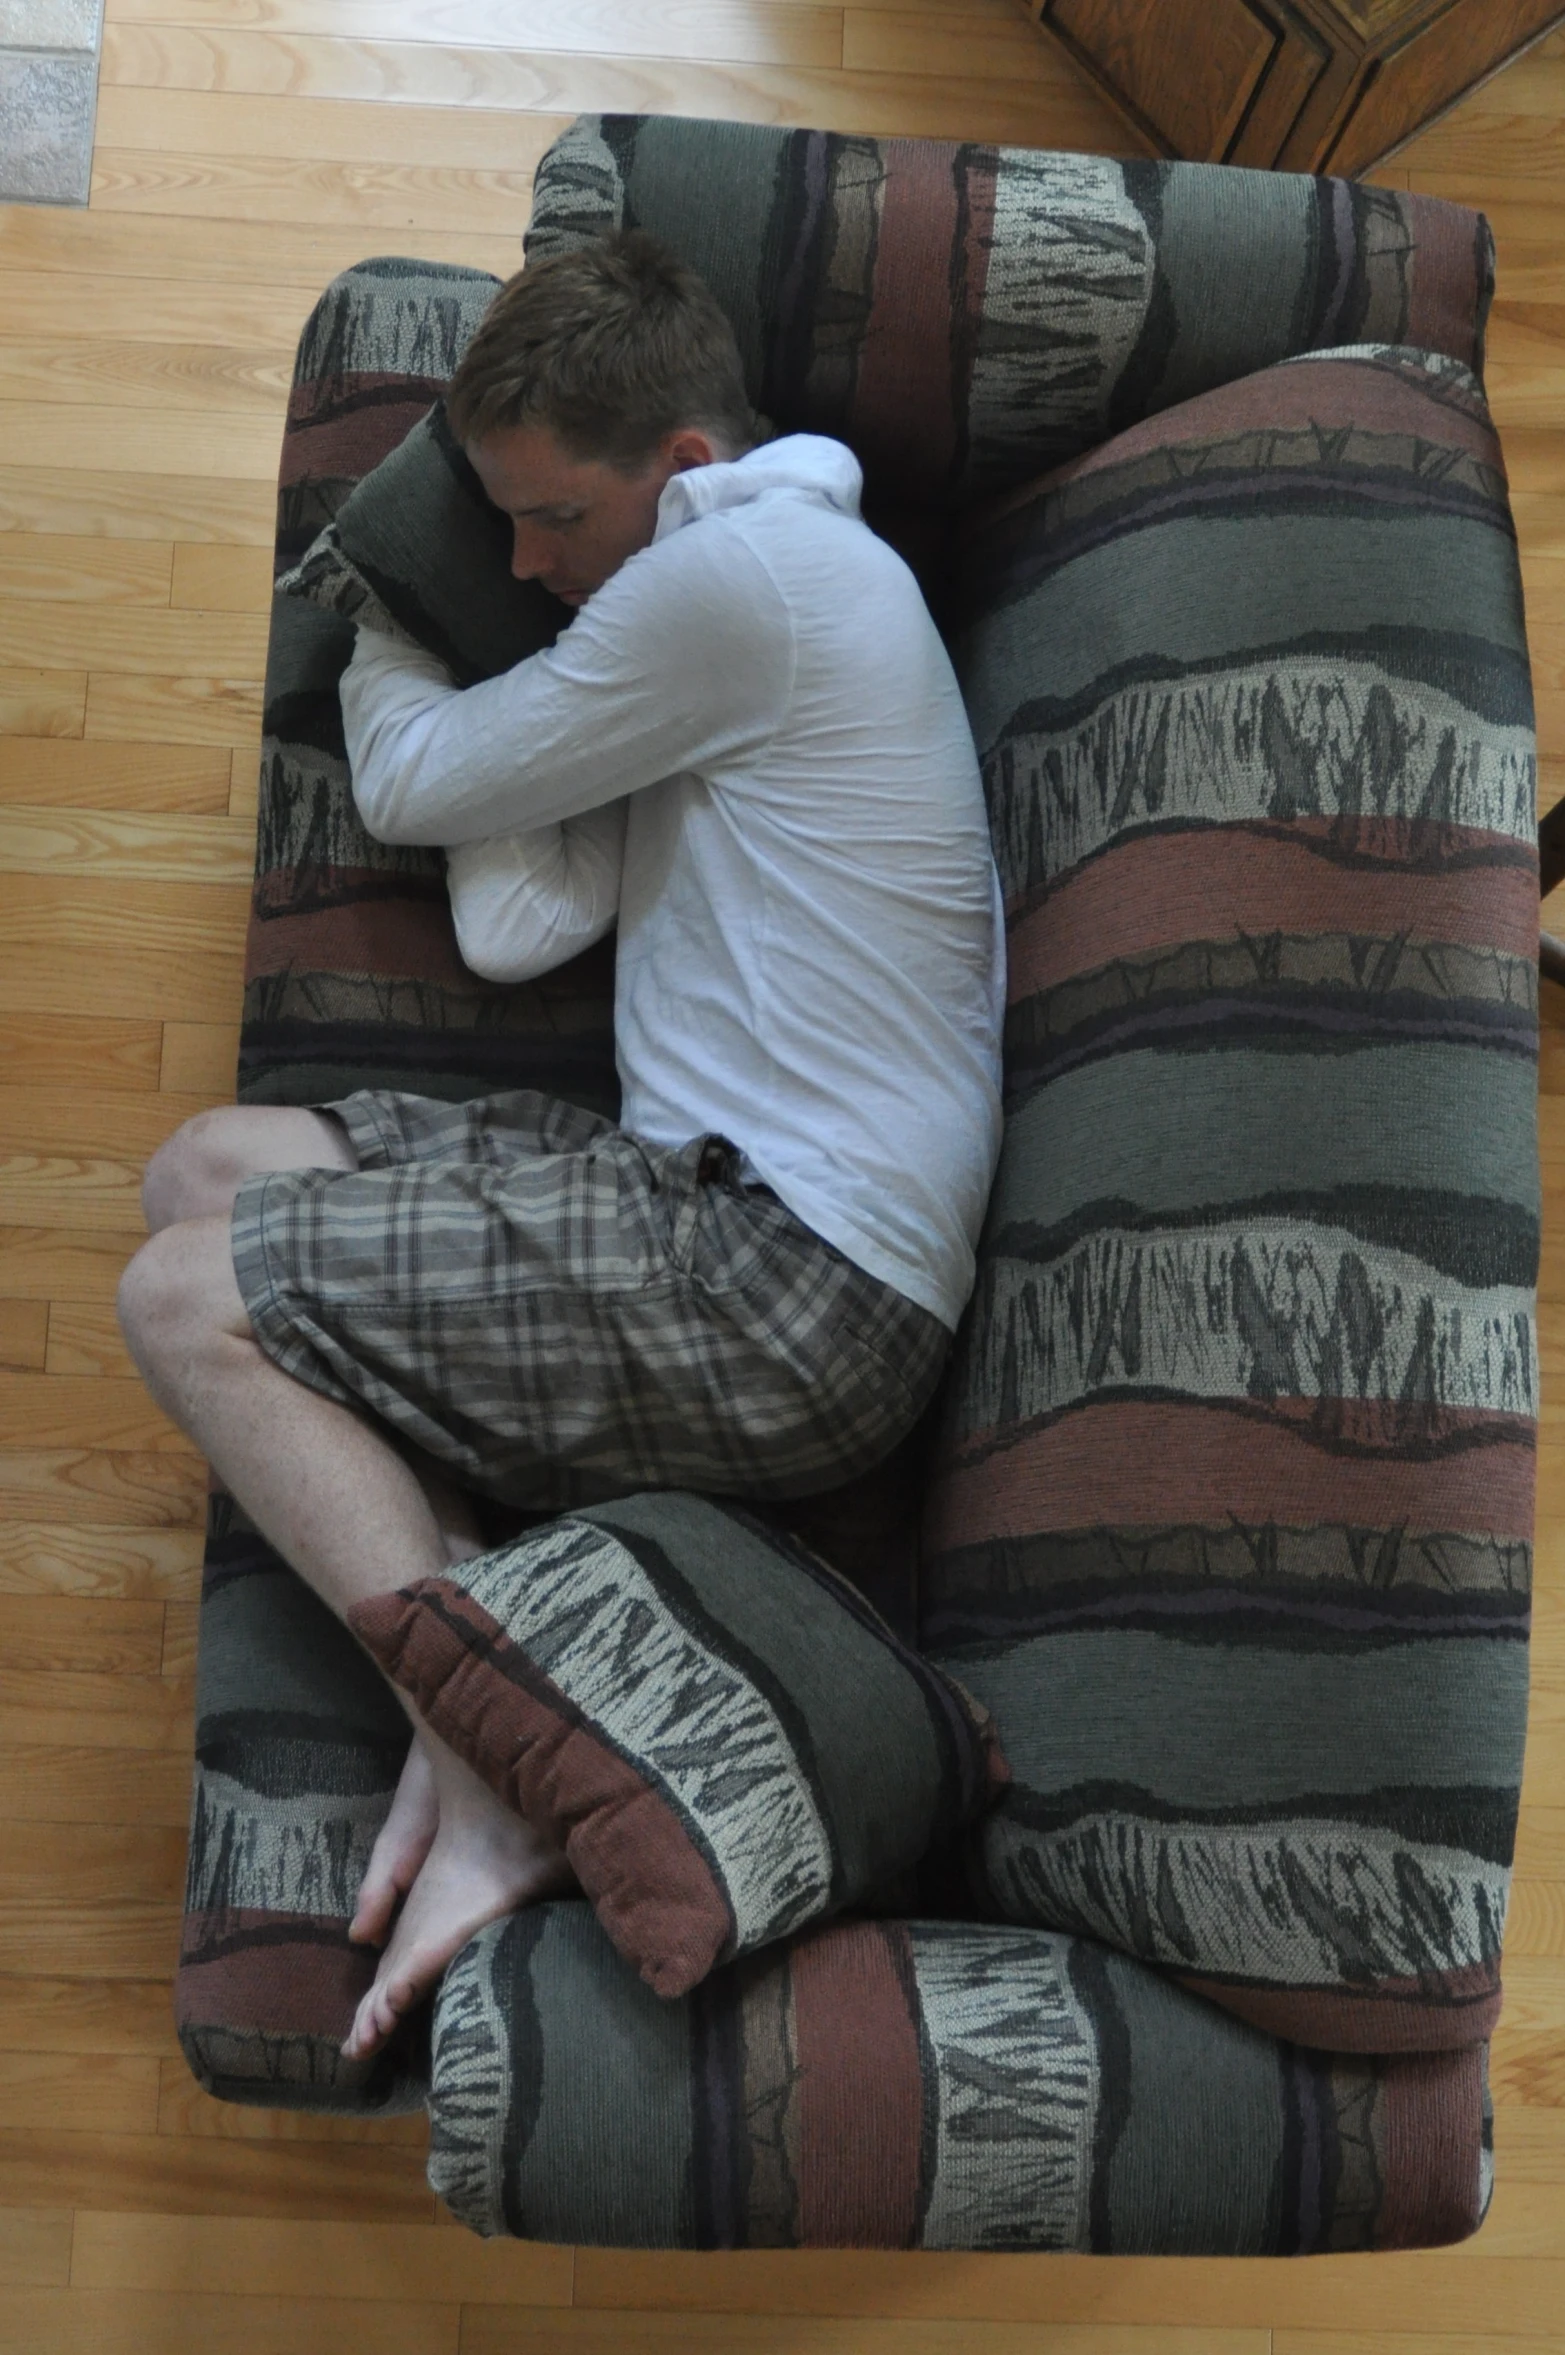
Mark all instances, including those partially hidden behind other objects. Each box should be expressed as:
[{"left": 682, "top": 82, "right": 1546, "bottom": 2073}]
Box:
[
  {"left": 142, "top": 1109, "right": 246, "bottom": 1232},
  {"left": 117, "top": 1217, "right": 249, "bottom": 1379},
  {"left": 141, "top": 1106, "right": 354, "bottom": 1232}
]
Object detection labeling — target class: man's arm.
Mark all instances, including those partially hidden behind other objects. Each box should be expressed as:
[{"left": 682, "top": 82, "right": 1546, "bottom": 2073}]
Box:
[
  {"left": 339, "top": 526, "right": 795, "bottom": 848},
  {"left": 445, "top": 800, "right": 625, "bottom": 983}
]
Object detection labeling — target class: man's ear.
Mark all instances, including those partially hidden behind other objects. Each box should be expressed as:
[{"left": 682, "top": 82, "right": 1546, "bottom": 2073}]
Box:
[{"left": 664, "top": 427, "right": 724, "bottom": 473}]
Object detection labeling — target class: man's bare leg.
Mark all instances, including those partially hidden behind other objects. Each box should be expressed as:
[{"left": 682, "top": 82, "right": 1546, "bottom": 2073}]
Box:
[
  {"left": 123, "top": 1120, "right": 570, "bottom": 2059},
  {"left": 144, "top": 1103, "right": 471, "bottom": 1954}
]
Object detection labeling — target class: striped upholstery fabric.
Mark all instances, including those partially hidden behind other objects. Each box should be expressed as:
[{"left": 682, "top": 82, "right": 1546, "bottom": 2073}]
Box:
[
  {"left": 526, "top": 115, "right": 1493, "bottom": 515},
  {"left": 922, "top": 343, "right": 1538, "bottom": 2057},
  {"left": 351, "top": 1493, "right": 1005, "bottom": 1999},
  {"left": 177, "top": 1494, "right": 423, "bottom": 2114},
  {"left": 426, "top": 1902, "right": 1491, "bottom": 2251}
]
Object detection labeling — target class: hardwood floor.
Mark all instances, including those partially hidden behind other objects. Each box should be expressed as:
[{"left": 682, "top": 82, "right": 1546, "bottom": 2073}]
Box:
[{"left": 0, "top": 2, "right": 1560, "bottom": 2345}]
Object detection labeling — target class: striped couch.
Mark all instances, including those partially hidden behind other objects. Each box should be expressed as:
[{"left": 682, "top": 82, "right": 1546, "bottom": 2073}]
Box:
[{"left": 176, "top": 116, "right": 1538, "bottom": 2253}]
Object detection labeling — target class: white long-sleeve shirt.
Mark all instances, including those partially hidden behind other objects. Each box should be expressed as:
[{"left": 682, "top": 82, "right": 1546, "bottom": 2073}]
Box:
[{"left": 340, "top": 434, "right": 1004, "bottom": 1330}]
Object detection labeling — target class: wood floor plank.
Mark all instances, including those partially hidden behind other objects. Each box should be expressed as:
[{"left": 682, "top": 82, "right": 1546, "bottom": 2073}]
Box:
[
  {"left": 230, "top": 747, "right": 261, "bottom": 815},
  {"left": 0, "top": 2127, "right": 434, "bottom": 2221},
  {"left": 89, "top": 146, "right": 555, "bottom": 237},
  {"left": 0, "top": 1818, "right": 185, "bottom": 1900},
  {"left": 570, "top": 2252, "right": 1565, "bottom": 2331},
  {"left": 1405, "top": 113, "right": 1565, "bottom": 189},
  {"left": 0, "top": 536, "right": 174, "bottom": 607},
  {"left": 84, "top": 673, "right": 264, "bottom": 751},
  {"left": 0, "top": 1300, "right": 49, "bottom": 1372},
  {"left": 97, "top": 21, "right": 1129, "bottom": 148},
  {"left": 0, "top": 342, "right": 290, "bottom": 418},
  {"left": 0, "top": 1523, "right": 201, "bottom": 1601},
  {"left": 0, "top": 1686, "right": 192, "bottom": 1756},
  {"left": 0, "top": 464, "right": 276, "bottom": 546},
  {"left": 0, "top": 743, "right": 232, "bottom": 815},
  {"left": 170, "top": 544, "right": 275, "bottom": 615},
  {"left": 0, "top": 1376, "right": 189, "bottom": 1454},
  {"left": 0, "top": 1739, "right": 190, "bottom": 1824},
  {"left": 842, "top": 1, "right": 1073, "bottom": 79},
  {"left": 0, "top": 267, "right": 327, "bottom": 346},
  {"left": 0, "top": 2050, "right": 162, "bottom": 2138},
  {"left": 0, "top": 1975, "right": 184, "bottom": 2057},
  {"left": 0, "top": 668, "right": 87, "bottom": 740},
  {"left": 0, "top": 1147, "right": 168, "bottom": 1233},
  {"left": 0, "top": 1451, "right": 206, "bottom": 1534},
  {"left": 70, "top": 2210, "right": 573, "bottom": 2306},
  {"left": 0, "top": 807, "right": 254, "bottom": 884},
  {"left": 0, "top": 1084, "right": 228, "bottom": 1151},
  {"left": 0, "top": 2210, "right": 72, "bottom": 2289},
  {"left": 159, "top": 1021, "right": 238, "bottom": 1096},
  {"left": 461, "top": 2319, "right": 1267, "bottom": 2355},
  {"left": 111, "top": 0, "right": 848, "bottom": 70},
  {"left": 1514, "top": 1806, "right": 1565, "bottom": 1877},
  {"left": 0, "top": 1595, "right": 166, "bottom": 1677},
  {"left": 1277, "top": 2340, "right": 1565, "bottom": 2355},
  {"left": 160, "top": 1600, "right": 198, "bottom": 1681},
  {"left": 155, "top": 2066, "right": 430, "bottom": 2147},
  {"left": 0, "top": 1229, "right": 150, "bottom": 1305},
  {"left": 0, "top": 1898, "right": 180, "bottom": 1981},
  {"left": 1506, "top": 1878, "right": 1565, "bottom": 1956},
  {"left": 1460, "top": 2177, "right": 1565, "bottom": 2259},
  {"left": 0, "top": 876, "right": 247, "bottom": 1023},
  {"left": 0, "top": 603, "right": 268, "bottom": 681},
  {"left": 94, "top": 81, "right": 573, "bottom": 169},
  {"left": 47, "top": 1305, "right": 143, "bottom": 1380},
  {"left": 0, "top": 202, "right": 521, "bottom": 291},
  {"left": 1492, "top": 2101, "right": 1565, "bottom": 2178},
  {"left": 0, "top": 404, "right": 287, "bottom": 486},
  {"left": 0, "top": 2285, "right": 457, "bottom": 2354}
]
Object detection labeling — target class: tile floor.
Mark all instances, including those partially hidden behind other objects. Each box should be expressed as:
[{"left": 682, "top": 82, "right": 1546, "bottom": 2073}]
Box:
[{"left": 0, "top": 0, "right": 102, "bottom": 205}]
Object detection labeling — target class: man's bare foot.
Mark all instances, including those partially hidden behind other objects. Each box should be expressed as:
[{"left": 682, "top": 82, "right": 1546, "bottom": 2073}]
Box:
[
  {"left": 351, "top": 1735, "right": 440, "bottom": 1950},
  {"left": 342, "top": 1749, "right": 572, "bottom": 2061}
]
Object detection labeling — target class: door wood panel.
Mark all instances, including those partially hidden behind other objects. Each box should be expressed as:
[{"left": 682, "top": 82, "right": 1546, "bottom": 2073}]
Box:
[{"left": 1030, "top": 0, "right": 1565, "bottom": 171}]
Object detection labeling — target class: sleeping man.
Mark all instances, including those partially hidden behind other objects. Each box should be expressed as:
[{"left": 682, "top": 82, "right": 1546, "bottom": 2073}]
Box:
[{"left": 117, "top": 230, "right": 1005, "bottom": 2061}]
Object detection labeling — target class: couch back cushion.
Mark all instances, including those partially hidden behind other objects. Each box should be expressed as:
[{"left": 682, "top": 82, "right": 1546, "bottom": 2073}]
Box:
[
  {"left": 527, "top": 115, "right": 1494, "bottom": 514},
  {"left": 923, "top": 345, "right": 1538, "bottom": 2055}
]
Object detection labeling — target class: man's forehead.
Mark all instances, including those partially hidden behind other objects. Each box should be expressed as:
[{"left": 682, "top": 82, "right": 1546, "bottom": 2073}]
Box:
[{"left": 468, "top": 422, "right": 614, "bottom": 513}]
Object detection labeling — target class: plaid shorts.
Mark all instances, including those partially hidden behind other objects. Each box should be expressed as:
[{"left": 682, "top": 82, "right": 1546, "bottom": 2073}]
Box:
[{"left": 230, "top": 1087, "right": 950, "bottom": 1512}]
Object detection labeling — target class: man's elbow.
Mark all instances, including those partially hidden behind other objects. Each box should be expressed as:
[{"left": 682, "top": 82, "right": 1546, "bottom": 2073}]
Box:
[
  {"left": 352, "top": 774, "right": 438, "bottom": 848},
  {"left": 451, "top": 905, "right": 552, "bottom": 985}
]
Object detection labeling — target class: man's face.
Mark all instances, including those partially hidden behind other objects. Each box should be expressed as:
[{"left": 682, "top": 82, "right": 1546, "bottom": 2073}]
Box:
[{"left": 467, "top": 422, "right": 714, "bottom": 608}]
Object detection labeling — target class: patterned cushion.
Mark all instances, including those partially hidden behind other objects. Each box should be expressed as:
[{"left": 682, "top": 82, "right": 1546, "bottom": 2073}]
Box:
[
  {"left": 426, "top": 1901, "right": 1491, "bottom": 2251},
  {"left": 349, "top": 1493, "right": 1006, "bottom": 1998},
  {"left": 527, "top": 116, "right": 1494, "bottom": 514},
  {"left": 922, "top": 344, "right": 1537, "bottom": 2056},
  {"left": 176, "top": 1495, "right": 426, "bottom": 2112},
  {"left": 275, "top": 402, "right": 567, "bottom": 687}
]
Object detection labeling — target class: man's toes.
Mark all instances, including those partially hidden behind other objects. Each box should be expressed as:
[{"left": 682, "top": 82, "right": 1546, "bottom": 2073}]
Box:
[
  {"left": 348, "top": 1877, "right": 398, "bottom": 1948},
  {"left": 344, "top": 1958, "right": 418, "bottom": 2060}
]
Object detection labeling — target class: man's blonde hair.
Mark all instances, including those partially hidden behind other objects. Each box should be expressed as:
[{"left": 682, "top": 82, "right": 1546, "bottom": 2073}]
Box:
[{"left": 446, "top": 230, "right": 758, "bottom": 470}]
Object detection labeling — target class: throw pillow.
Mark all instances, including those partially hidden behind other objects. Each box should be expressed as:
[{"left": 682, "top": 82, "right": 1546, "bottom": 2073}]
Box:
[
  {"left": 349, "top": 1490, "right": 1008, "bottom": 1998},
  {"left": 274, "top": 400, "right": 568, "bottom": 686}
]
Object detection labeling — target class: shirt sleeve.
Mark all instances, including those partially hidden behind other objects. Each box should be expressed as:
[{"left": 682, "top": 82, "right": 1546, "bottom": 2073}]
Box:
[
  {"left": 339, "top": 519, "right": 797, "bottom": 848},
  {"left": 445, "top": 799, "right": 626, "bottom": 983}
]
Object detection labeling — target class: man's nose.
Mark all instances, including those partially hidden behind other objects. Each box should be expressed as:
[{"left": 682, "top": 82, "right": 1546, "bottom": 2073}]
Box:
[{"left": 510, "top": 522, "right": 552, "bottom": 581}]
